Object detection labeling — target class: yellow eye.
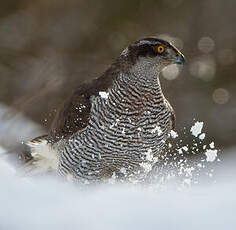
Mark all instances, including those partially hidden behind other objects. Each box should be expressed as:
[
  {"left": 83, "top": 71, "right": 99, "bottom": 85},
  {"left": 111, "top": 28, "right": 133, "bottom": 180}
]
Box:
[{"left": 157, "top": 45, "right": 165, "bottom": 54}]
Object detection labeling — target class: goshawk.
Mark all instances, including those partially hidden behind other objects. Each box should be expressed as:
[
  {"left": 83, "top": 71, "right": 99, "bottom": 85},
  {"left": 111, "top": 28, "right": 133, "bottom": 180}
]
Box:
[{"left": 25, "top": 37, "right": 185, "bottom": 182}]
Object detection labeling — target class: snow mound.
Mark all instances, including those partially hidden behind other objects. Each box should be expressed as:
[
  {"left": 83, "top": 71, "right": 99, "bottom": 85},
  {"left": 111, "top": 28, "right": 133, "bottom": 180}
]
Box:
[{"left": 0, "top": 154, "right": 235, "bottom": 230}]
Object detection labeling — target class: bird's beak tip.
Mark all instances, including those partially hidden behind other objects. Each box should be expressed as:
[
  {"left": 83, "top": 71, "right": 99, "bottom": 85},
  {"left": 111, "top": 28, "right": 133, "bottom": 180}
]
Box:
[{"left": 174, "top": 54, "right": 185, "bottom": 65}]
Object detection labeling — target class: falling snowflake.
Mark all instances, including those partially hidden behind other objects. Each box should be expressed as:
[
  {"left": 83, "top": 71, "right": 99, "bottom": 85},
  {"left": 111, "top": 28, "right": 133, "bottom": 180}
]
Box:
[
  {"left": 190, "top": 121, "right": 203, "bottom": 137},
  {"left": 99, "top": 91, "right": 109, "bottom": 99}
]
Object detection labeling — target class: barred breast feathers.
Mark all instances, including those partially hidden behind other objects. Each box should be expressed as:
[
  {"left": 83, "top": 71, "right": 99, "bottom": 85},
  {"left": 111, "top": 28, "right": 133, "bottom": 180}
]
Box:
[{"left": 57, "top": 63, "right": 174, "bottom": 180}]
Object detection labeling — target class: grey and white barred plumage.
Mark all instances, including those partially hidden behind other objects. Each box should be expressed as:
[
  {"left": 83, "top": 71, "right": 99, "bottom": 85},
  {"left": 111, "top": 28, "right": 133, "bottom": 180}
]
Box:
[
  {"left": 24, "top": 37, "right": 185, "bottom": 182},
  {"left": 60, "top": 71, "right": 172, "bottom": 181}
]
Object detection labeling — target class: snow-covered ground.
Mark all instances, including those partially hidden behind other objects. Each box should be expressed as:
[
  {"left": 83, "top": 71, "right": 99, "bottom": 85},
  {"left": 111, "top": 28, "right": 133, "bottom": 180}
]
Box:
[{"left": 0, "top": 145, "right": 236, "bottom": 230}]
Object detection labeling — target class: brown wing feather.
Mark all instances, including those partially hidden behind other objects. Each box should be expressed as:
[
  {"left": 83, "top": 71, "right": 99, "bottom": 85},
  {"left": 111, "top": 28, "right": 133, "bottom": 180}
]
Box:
[
  {"left": 164, "top": 98, "right": 176, "bottom": 130},
  {"left": 48, "top": 65, "right": 120, "bottom": 143},
  {"left": 48, "top": 85, "right": 91, "bottom": 143}
]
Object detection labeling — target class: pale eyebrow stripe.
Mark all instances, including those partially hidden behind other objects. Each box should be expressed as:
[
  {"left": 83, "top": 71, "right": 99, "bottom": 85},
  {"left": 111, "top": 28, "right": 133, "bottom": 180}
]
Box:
[{"left": 136, "top": 40, "right": 154, "bottom": 46}]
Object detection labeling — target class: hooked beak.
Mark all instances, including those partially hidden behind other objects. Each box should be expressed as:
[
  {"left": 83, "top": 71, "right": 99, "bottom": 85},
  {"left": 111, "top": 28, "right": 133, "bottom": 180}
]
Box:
[{"left": 173, "top": 53, "right": 185, "bottom": 65}]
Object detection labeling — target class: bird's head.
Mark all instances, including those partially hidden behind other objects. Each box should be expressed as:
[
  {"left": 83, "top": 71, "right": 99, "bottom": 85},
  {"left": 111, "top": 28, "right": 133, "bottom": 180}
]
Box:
[{"left": 118, "top": 37, "right": 185, "bottom": 76}]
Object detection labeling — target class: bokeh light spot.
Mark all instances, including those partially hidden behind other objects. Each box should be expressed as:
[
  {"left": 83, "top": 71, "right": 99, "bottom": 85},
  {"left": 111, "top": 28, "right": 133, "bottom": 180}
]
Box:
[
  {"left": 162, "top": 64, "right": 180, "bottom": 80},
  {"left": 212, "top": 88, "right": 230, "bottom": 104},
  {"left": 198, "top": 37, "right": 215, "bottom": 53},
  {"left": 189, "top": 56, "right": 216, "bottom": 81}
]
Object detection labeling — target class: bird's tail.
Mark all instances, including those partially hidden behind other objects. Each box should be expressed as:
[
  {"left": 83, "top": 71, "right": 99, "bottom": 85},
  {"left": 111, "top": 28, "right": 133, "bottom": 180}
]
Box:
[{"left": 21, "top": 135, "right": 59, "bottom": 176}]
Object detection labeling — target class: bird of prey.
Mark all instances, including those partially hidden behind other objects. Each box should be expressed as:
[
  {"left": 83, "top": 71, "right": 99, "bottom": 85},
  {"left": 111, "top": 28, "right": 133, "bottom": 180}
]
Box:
[{"left": 25, "top": 37, "right": 185, "bottom": 183}]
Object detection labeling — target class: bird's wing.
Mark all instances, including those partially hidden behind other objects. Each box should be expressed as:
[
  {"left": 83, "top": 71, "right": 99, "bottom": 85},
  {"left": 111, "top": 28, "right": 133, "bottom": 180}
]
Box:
[
  {"left": 48, "top": 84, "right": 92, "bottom": 143},
  {"left": 48, "top": 69, "right": 117, "bottom": 143},
  {"left": 164, "top": 98, "right": 176, "bottom": 130}
]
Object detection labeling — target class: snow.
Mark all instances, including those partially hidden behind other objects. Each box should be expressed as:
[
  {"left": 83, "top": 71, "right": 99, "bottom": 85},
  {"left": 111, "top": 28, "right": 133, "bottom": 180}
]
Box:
[
  {"left": 183, "top": 178, "right": 191, "bottom": 186},
  {"left": 178, "top": 148, "right": 183, "bottom": 154},
  {"left": 182, "top": 146, "right": 188, "bottom": 152},
  {"left": 120, "top": 167, "right": 127, "bottom": 175},
  {"left": 170, "top": 130, "right": 178, "bottom": 138},
  {"left": 210, "top": 142, "right": 215, "bottom": 148},
  {"left": 151, "top": 125, "right": 162, "bottom": 135},
  {"left": 144, "top": 148, "right": 153, "bottom": 161},
  {"left": 199, "top": 133, "right": 205, "bottom": 140},
  {"left": 190, "top": 121, "right": 204, "bottom": 137},
  {"left": 139, "top": 162, "right": 152, "bottom": 173},
  {"left": 205, "top": 149, "right": 218, "bottom": 162},
  {"left": 99, "top": 91, "right": 109, "bottom": 99},
  {"left": 0, "top": 145, "right": 6, "bottom": 155},
  {"left": 0, "top": 153, "right": 236, "bottom": 230},
  {"left": 0, "top": 147, "right": 16, "bottom": 174}
]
